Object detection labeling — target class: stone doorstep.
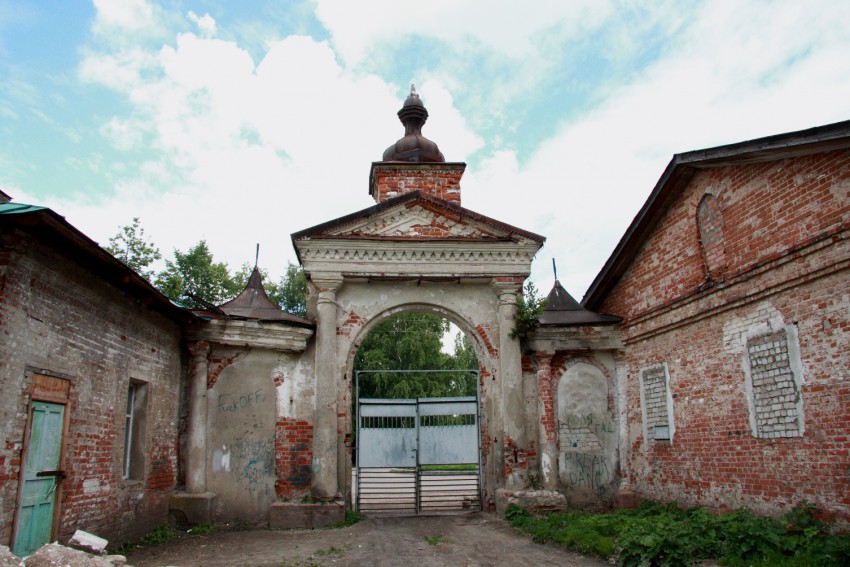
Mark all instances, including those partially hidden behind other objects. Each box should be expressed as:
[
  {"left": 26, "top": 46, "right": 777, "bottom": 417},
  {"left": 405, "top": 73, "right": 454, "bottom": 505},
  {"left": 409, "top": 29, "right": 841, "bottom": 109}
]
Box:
[{"left": 269, "top": 502, "right": 346, "bottom": 530}]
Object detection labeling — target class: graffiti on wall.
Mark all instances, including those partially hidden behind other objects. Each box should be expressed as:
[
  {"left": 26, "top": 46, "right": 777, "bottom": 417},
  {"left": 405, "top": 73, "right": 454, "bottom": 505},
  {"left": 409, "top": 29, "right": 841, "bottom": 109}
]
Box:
[
  {"left": 559, "top": 413, "right": 614, "bottom": 451},
  {"left": 218, "top": 388, "right": 266, "bottom": 413},
  {"left": 212, "top": 437, "right": 274, "bottom": 496},
  {"left": 561, "top": 452, "right": 612, "bottom": 498}
]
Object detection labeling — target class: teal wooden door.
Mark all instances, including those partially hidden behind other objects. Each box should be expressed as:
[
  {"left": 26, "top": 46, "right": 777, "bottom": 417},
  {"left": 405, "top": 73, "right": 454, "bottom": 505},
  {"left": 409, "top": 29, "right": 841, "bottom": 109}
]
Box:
[{"left": 12, "top": 401, "right": 65, "bottom": 557}]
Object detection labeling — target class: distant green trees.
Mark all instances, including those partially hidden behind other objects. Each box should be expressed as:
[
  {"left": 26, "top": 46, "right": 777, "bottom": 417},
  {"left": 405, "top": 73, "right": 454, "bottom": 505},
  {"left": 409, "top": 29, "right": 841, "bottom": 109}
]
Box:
[
  {"left": 104, "top": 218, "right": 306, "bottom": 314},
  {"left": 354, "top": 313, "right": 478, "bottom": 399},
  {"left": 104, "top": 217, "right": 161, "bottom": 281}
]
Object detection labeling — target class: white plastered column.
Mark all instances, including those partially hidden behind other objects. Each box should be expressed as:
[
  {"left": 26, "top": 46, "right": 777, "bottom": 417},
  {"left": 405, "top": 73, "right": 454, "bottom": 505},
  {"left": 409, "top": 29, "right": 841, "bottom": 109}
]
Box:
[
  {"left": 186, "top": 340, "right": 210, "bottom": 494},
  {"left": 494, "top": 279, "right": 527, "bottom": 489},
  {"left": 312, "top": 274, "right": 343, "bottom": 499}
]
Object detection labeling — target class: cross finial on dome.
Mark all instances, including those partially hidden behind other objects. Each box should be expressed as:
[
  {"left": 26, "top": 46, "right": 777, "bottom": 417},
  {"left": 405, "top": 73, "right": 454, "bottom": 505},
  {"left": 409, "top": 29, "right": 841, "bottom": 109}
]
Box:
[{"left": 410, "top": 83, "right": 417, "bottom": 96}]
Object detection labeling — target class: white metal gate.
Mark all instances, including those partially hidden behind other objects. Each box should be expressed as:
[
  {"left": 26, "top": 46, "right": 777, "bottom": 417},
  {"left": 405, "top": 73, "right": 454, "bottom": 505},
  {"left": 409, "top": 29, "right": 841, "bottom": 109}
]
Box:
[{"left": 356, "top": 394, "right": 481, "bottom": 515}]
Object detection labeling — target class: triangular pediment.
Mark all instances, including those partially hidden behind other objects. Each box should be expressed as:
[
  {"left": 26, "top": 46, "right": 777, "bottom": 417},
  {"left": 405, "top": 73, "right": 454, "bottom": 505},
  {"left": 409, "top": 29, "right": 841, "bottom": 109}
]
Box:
[
  {"left": 326, "top": 201, "right": 502, "bottom": 239},
  {"left": 292, "top": 192, "right": 544, "bottom": 243}
]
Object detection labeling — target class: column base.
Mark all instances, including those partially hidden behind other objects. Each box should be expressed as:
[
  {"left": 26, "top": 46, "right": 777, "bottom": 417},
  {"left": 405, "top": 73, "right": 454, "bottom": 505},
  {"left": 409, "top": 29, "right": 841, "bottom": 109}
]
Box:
[
  {"left": 269, "top": 501, "right": 345, "bottom": 529},
  {"left": 494, "top": 488, "right": 568, "bottom": 516},
  {"left": 169, "top": 492, "right": 217, "bottom": 527}
]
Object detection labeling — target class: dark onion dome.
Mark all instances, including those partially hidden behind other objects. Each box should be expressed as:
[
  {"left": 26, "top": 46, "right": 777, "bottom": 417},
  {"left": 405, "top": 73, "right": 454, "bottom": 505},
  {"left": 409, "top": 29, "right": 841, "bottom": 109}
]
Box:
[{"left": 382, "top": 84, "right": 445, "bottom": 163}]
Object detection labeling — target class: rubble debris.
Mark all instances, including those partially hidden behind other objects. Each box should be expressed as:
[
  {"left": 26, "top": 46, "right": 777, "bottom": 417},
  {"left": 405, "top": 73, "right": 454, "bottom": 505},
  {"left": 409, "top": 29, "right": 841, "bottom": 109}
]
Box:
[
  {"left": 69, "top": 530, "right": 108, "bottom": 555},
  {"left": 0, "top": 545, "right": 24, "bottom": 567},
  {"left": 16, "top": 543, "right": 128, "bottom": 567}
]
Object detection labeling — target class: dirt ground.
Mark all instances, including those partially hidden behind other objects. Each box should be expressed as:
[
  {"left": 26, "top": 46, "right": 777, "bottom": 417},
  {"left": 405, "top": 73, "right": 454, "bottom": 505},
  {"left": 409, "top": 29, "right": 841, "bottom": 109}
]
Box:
[{"left": 125, "top": 512, "right": 609, "bottom": 567}]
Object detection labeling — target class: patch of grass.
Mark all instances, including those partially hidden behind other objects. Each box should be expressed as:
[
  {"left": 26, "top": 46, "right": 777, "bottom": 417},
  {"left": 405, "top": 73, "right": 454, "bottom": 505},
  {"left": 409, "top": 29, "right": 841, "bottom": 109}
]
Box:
[
  {"left": 505, "top": 501, "right": 850, "bottom": 566},
  {"left": 113, "top": 523, "right": 178, "bottom": 555},
  {"left": 314, "top": 545, "right": 345, "bottom": 556},
  {"left": 329, "top": 509, "right": 362, "bottom": 528},
  {"left": 188, "top": 523, "right": 214, "bottom": 534},
  {"left": 426, "top": 534, "right": 443, "bottom": 545}
]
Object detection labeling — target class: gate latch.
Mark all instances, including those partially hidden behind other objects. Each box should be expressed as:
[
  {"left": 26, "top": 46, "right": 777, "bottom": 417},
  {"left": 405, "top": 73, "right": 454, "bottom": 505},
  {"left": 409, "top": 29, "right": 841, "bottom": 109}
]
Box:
[{"left": 36, "top": 470, "right": 66, "bottom": 480}]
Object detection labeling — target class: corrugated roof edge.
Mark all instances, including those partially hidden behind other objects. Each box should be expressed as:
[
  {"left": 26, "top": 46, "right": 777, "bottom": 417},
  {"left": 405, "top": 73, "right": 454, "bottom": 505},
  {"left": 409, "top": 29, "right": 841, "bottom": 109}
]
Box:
[{"left": 582, "top": 119, "right": 850, "bottom": 311}]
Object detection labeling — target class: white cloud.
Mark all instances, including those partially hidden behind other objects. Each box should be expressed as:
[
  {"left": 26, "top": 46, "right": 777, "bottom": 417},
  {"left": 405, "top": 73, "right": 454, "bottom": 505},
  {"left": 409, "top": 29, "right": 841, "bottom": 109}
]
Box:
[
  {"left": 463, "top": 0, "right": 850, "bottom": 299},
  {"left": 314, "top": 0, "right": 612, "bottom": 65},
  {"left": 33, "top": 0, "right": 850, "bottom": 306},
  {"left": 187, "top": 11, "right": 216, "bottom": 38},
  {"left": 65, "top": 17, "right": 483, "bottom": 283},
  {"left": 91, "top": 0, "right": 162, "bottom": 39}
]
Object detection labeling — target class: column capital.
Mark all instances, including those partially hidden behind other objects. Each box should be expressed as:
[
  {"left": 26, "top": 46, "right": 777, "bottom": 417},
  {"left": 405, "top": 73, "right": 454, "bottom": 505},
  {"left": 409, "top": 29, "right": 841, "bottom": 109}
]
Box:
[
  {"left": 492, "top": 277, "right": 523, "bottom": 304},
  {"left": 311, "top": 272, "right": 344, "bottom": 293},
  {"left": 187, "top": 340, "right": 210, "bottom": 358}
]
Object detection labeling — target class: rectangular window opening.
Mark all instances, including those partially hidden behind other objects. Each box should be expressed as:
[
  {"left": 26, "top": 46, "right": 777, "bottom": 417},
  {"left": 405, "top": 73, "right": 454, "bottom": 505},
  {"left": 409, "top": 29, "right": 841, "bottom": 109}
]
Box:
[{"left": 123, "top": 380, "right": 148, "bottom": 480}]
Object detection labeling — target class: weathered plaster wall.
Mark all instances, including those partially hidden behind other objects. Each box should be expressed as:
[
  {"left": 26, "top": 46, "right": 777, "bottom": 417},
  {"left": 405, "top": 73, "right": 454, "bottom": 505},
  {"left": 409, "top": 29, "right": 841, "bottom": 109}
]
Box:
[
  {"left": 0, "top": 228, "right": 183, "bottom": 546},
  {"left": 599, "top": 149, "right": 850, "bottom": 523},
  {"left": 522, "top": 348, "right": 619, "bottom": 508},
  {"left": 202, "top": 340, "right": 316, "bottom": 522}
]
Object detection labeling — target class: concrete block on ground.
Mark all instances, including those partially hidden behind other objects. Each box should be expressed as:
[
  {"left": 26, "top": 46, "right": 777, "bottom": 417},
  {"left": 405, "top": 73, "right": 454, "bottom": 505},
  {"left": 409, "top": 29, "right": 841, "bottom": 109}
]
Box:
[
  {"left": 169, "top": 492, "right": 217, "bottom": 526},
  {"left": 69, "top": 530, "right": 108, "bottom": 555}
]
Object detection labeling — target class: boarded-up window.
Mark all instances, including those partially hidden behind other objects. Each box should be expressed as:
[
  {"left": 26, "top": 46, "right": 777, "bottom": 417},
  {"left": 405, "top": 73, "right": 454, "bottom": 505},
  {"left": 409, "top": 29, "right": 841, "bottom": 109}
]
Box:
[
  {"left": 746, "top": 329, "right": 802, "bottom": 438},
  {"left": 639, "top": 364, "right": 673, "bottom": 441},
  {"left": 697, "top": 194, "right": 726, "bottom": 278}
]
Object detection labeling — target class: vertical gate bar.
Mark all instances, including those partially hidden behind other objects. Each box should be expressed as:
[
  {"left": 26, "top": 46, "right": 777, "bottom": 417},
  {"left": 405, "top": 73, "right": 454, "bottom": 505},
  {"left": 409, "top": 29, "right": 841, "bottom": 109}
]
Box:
[
  {"left": 474, "top": 370, "right": 483, "bottom": 511},
  {"left": 355, "top": 370, "right": 361, "bottom": 513},
  {"left": 414, "top": 398, "right": 421, "bottom": 515}
]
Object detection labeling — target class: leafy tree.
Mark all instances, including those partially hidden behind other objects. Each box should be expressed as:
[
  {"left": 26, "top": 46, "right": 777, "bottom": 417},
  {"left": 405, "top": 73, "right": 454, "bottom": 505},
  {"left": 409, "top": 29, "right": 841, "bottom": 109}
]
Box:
[
  {"left": 354, "top": 313, "right": 478, "bottom": 399},
  {"left": 155, "top": 240, "right": 239, "bottom": 309},
  {"left": 510, "top": 281, "right": 547, "bottom": 339},
  {"left": 452, "top": 330, "right": 478, "bottom": 371},
  {"left": 104, "top": 217, "right": 161, "bottom": 280},
  {"left": 276, "top": 262, "right": 307, "bottom": 317}
]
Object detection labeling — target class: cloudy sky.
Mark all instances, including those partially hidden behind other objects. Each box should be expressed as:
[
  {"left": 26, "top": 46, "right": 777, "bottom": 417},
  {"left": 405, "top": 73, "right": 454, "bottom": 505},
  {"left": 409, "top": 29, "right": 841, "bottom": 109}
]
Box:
[{"left": 2, "top": 0, "right": 849, "bottom": 301}]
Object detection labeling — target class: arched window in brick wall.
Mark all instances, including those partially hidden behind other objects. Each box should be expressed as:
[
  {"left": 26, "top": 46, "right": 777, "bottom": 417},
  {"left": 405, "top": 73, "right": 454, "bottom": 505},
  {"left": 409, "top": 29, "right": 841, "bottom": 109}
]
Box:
[{"left": 697, "top": 193, "right": 726, "bottom": 279}]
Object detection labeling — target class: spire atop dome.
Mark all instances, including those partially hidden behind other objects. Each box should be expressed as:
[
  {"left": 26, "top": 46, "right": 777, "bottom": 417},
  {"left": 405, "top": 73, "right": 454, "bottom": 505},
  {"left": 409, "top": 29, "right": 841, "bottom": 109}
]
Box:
[{"left": 382, "top": 84, "right": 445, "bottom": 163}]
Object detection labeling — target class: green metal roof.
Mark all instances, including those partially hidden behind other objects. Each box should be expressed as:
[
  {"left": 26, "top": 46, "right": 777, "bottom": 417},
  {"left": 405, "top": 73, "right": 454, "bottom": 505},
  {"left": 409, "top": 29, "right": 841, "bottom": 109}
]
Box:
[{"left": 0, "top": 202, "right": 46, "bottom": 215}]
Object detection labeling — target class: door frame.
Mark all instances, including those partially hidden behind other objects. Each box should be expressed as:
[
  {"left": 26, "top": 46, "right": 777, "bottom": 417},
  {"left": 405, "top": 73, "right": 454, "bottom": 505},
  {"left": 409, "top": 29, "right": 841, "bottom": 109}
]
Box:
[{"left": 11, "top": 373, "right": 72, "bottom": 554}]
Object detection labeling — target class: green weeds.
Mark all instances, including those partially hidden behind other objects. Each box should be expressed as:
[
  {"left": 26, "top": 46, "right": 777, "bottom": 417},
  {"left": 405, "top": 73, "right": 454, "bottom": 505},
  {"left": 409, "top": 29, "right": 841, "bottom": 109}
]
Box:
[
  {"left": 329, "top": 508, "right": 362, "bottom": 528},
  {"left": 113, "top": 523, "right": 177, "bottom": 555},
  {"left": 505, "top": 501, "right": 850, "bottom": 566}
]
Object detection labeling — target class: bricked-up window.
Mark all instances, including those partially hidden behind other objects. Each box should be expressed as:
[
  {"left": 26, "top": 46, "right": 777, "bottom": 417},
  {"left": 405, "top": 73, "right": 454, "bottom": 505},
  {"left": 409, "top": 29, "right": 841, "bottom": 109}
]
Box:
[
  {"left": 697, "top": 194, "right": 726, "bottom": 279},
  {"left": 639, "top": 364, "right": 674, "bottom": 441},
  {"left": 123, "top": 380, "right": 148, "bottom": 480},
  {"left": 746, "top": 329, "right": 803, "bottom": 438}
]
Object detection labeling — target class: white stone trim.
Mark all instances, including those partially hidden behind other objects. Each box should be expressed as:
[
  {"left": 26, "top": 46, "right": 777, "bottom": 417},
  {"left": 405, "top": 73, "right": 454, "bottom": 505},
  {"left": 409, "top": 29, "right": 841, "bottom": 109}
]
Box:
[
  {"left": 742, "top": 324, "right": 805, "bottom": 438},
  {"left": 297, "top": 239, "right": 540, "bottom": 277},
  {"left": 638, "top": 362, "right": 675, "bottom": 443}
]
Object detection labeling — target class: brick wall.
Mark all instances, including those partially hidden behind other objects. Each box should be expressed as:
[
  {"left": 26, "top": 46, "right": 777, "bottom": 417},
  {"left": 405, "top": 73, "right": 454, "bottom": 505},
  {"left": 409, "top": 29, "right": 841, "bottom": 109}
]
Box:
[
  {"left": 370, "top": 163, "right": 465, "bottom": 205},
  {"left": 599, "top": 149, "right": 850, "bottom": 523},
  {"left": 0, "top": 227, "right": 184, "bottom": 546}
]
